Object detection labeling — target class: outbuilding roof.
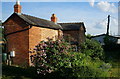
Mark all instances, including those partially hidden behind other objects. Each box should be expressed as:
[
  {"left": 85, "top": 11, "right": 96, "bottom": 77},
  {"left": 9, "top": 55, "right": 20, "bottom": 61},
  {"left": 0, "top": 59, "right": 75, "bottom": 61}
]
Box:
[
  {"left": 91, "top": 34, "right": 120, "bottom": 39},
  {"left": 58, "top": 22, "right": 85, "bottom": 31}
]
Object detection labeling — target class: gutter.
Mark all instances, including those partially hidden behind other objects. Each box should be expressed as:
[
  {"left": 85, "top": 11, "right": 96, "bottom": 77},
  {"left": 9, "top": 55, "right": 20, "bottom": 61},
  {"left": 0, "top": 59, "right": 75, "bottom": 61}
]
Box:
[{"left": 5, "top": 25, "right": 32, "bottom": 36}]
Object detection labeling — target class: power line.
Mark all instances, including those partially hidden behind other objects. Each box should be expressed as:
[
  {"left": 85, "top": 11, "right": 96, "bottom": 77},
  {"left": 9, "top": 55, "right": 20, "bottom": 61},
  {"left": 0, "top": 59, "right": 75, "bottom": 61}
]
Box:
[
  {"left": 111, "top": 16, "right": 118, "bottom": 20},
  {"left": 93, "top": 15, "right": 118, "bottom": 28},
  {"left": 93, "top": 17, "right": 108, "bottom": 27}
]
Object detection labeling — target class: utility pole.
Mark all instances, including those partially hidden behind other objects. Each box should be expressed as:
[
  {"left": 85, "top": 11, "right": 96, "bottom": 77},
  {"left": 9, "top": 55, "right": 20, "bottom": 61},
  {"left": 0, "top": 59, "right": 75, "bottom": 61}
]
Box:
[{"left": 106, "top": 15, "right": 110, "bottom": 35}]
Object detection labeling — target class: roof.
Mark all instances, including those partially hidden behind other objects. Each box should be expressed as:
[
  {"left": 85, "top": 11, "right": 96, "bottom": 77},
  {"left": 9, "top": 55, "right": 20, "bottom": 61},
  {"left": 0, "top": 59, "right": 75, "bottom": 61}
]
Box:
[
  {"left": 3, "top": 13, "right": 62, "bottom": 30},
  {"left": 91, "top": 34, "right": 119, "bottom": 39},
  {"left": 58, "top": 22, "right": 85, "bottom": 31},
  {"left": 114, "top": 35, "right": 120, "bottom": 38}
]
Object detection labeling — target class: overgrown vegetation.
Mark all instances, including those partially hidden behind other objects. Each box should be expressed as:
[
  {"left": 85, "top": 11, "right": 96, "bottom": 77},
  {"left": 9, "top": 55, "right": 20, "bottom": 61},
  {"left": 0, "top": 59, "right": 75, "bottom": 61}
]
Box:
[
  {"left": 80, "top": 39, "right": 104, "bottom": 60},
  {"left": 103, "top": 35, "right": 120, "bottom": 77},
  {"left": 30, "top": 38, "right": 111, "bottom": 78},
  {"left": 104, "top": 35, "right": 118, "bottom": 51},
  {"left": 2, "top": 35, "right": 120, "bottom": 78}
]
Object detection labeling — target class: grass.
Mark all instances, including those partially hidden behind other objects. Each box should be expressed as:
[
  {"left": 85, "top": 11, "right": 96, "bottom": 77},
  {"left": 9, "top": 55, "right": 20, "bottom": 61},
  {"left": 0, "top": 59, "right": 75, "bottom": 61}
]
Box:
[
  {"left": 104, "top": 48, "right": 120, "bottom": 78},
  {"left": 109, "top": 61, "right": 120, "bottom": 77},
  {"left": 110, "top": 68, "right": 120, "bottom": 77}
]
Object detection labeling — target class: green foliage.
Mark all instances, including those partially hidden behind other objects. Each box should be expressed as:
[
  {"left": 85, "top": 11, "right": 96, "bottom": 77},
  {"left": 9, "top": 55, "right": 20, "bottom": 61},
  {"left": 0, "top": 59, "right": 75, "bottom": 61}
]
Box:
[
  {"left": 103, "top": 35, "right": 118, "bottom": 51},
  {"left": 30, "top": 39, "right": 111, "bottom": 77},
  {"left": 58, "top": 52, "right": 111, "bottom": 77},
  {"left": 30, "top": 39, "right": 72, "bottom": 74},
  {"left": 86, "top": 34, "right": 92, "bottom": 39},
  {"left": 0, "top": 28, "right": 6, "bottom": 52},
  {"left": 80, "top": 39, "right": 104, "bottom": 60},
  {"left": 104, "top": 35, "right": 117, "bottom": 46},
  {"left": 0, "top": 20, "right": 2, "bottom": 26}
]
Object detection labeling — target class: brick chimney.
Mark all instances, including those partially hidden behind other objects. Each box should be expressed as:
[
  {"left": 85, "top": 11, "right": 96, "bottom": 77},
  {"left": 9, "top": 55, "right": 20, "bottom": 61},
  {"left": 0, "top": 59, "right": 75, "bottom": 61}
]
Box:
[
  {"left": 14, "top": 0, "right": 21, "bottom": 13},
  {"left": 51, "top": 14, "right": 57, "bottom": 23}
]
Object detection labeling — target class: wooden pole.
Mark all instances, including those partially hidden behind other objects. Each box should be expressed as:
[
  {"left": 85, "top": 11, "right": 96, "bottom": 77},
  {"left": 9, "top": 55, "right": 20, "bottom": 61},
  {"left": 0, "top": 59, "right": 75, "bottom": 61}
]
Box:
[{"left": 107, "top": 15, "right": 110, "bottom": 35}]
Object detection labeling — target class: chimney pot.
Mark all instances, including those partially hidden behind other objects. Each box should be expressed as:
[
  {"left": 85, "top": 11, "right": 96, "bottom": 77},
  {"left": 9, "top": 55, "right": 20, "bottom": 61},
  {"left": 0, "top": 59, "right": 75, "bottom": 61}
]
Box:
[
  {"left": 51, "top": 14, "right": 57, "bottom": 23},
  {"left": 14, "top": 0, "right": 21, "bottom": 13}
]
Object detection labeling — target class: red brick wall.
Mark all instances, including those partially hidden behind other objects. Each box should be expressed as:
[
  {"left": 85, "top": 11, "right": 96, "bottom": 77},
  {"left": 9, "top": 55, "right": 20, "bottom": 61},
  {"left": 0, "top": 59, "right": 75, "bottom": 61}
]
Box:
[
  {"left": 28, "top": 26, "right": 41, "bottom": 65},
  {"left": 4, "top": 15, "right": 61, "bottom": 66},
  {"left": 4, "top": 16, "right": 29, "bottom": 66},
  {"left": 63, "top": 31, "right": 79, "bottom": 42},
  {"left": 28, "top": 26, "right": 59, "bottom": 49},
  {"left": 40, "top": 27, "right": 59, "bottom": 41},
  {"left": 79, "top": 26, "right": 85, "bottom": 43},
  {"left": 63, "top": 29, "right": 85, "bottom": 44},
  {"left": 4, "top": 15, "right": 85, "bottom": 66},
  {"left": 28, "top": 26, "right": 60, "bottom": 65},
  {"left": 29, "top": 26, "right": 41, "bottom": 49}
]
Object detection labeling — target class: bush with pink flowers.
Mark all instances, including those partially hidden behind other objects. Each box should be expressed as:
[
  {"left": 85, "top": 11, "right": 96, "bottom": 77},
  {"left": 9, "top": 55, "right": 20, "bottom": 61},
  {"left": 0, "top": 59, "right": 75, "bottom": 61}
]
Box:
[{"left": 30, "top": 38, "right": 111, "bottom": 77}]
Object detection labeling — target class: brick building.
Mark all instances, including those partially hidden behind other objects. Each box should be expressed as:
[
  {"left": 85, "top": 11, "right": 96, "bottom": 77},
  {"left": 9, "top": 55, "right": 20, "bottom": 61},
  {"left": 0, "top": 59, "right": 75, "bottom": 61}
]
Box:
[{"left": 3, "top": 1, "right": 86, "bottom": 66}]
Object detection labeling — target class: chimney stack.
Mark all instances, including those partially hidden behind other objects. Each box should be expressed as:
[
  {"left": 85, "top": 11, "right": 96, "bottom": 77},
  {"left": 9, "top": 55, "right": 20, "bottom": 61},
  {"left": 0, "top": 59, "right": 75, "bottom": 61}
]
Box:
[
  {"left": 51, "top": 14, "right": 57, "bottom": 23},
  {"left": 14, "top": 0, "right": 21, "bottom": 13}
]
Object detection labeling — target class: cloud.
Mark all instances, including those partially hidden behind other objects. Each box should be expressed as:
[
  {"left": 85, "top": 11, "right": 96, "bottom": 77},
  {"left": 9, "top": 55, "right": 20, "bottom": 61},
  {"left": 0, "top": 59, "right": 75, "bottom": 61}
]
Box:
[
  {"left": 112, "top": 18, "right": 118, "bottom": 26},
  {"left": 88, "top": 0, "right": 95, "bottom": 7},
  {"left": 110, "top": 18, "right": 118, "bottom": 35},
  {"left": 90, "top": 0, "right": 95, "bottom": 7},
  {"left": 90, "top": 17, "right": 118, "bottom": 35},
  {"left": 94, "top": 20, "right": 107, "bottom": 29},
  {"left": 97, "top": 1, "right": 118, "bottom": 13}
]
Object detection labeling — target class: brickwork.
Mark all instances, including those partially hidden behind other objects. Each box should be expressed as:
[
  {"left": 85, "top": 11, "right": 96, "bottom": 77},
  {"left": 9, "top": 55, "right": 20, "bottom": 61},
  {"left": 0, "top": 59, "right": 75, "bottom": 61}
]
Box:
[
  {"left": 3, "top": 1, "right": 85, "bottom": 66},
  {"left": 29, "top": 26, "right": 59, "bottom": 49},
  {"left": 29, "top": 26, "right": 41, "bottom": 49},
  {"left": 4, "top": 15, "right": 29, "bottom": 66},
  {"left": 28, "top": 26, "right": 60, "bottom": 65},
  {"left": 4, "top": 14, "right": 62, "bottom": 66},
  {"left": 14, "top": 4, "right": 21, "bottom": 13},
  {"left": 63, "top": 31, "right": 79, "bottom": 42},
  {"left": 4, "top": 13, "right": 85, "bottom": 66},
  {"left": 40, "top": 27, "right": 58, "bottom": 41},
  {"left": 63, "top": 27, "right": 85, "bottom": 44},
  {"left": 79, "top": 26, "right": 85, "bottom": 43}
]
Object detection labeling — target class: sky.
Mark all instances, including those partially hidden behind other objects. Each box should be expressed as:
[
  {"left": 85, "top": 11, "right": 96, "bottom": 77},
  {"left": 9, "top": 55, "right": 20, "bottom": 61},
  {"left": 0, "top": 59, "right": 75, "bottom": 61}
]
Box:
[{"left": 1, "top": 1, "right": 119, "bottom": 35}]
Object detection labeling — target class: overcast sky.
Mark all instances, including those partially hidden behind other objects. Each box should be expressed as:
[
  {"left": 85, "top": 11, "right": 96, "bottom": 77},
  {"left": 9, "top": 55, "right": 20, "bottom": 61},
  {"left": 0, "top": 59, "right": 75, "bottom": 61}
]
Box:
[{"left": 1, "top": 1, "right": 119, "bottom": 35}]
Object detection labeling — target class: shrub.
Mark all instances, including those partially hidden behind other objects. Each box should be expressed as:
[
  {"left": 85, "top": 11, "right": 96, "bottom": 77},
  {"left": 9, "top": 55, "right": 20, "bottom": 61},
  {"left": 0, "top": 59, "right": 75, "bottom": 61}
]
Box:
[
  {"left": 86, "top": 34, "right": 92, "bottom": 39},
  {"left": 104, "top": 35, "right": 118, "bottom": 51},
  {"left": 30, "top": 39, "right": 72, "bottom": 75},
  {"left": 80, "top": 39, "right": 104, "bottom": 60},
  {"left": 30, "top": 39, "right": 111, "bottom": 77}
]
